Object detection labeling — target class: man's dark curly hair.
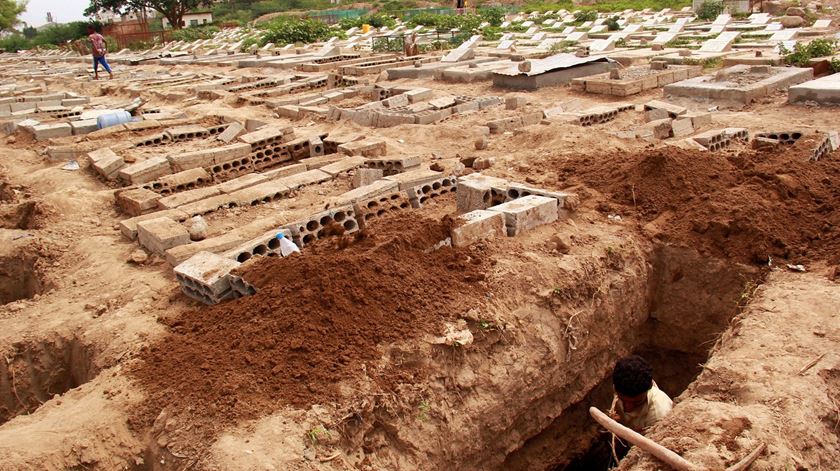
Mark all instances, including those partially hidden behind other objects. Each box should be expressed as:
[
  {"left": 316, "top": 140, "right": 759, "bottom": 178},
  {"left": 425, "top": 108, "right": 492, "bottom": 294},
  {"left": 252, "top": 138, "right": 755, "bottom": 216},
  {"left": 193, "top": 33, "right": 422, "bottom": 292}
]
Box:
[{"left": 613, "top": 355, "right": 653, "bottom": 397}]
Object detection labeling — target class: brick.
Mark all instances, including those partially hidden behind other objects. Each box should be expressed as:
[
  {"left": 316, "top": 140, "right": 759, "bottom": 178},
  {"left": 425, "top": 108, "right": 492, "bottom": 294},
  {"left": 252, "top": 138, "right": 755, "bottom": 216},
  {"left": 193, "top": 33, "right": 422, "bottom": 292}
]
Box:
[
  {"left": 365, "top": 156, "right": 422, "bottom": 174},
  {"left": 488, "top": 195, "right": 558, "bottom": 236},
  {"left": 165, "top": 124, "right": 208, "bottom": 141},
  {"left": 352, "top": 168, "right": 384, "bottom": 188},
  {"left": 213, "top": 143, "right": 255, "bottom": 164},
  {"left": 671, "top": 118, "right": 694, "bottom": 138},
  {"left": 384, "top": 168, "right": 443, "bottom": 191},
  {"left": 229, "top": 181, "right": 290, "bottom": 206},
  {"left": 179, "top": 194, "right": 238, "bottom": 217},
  {"left": 124, "top": 120, "right": 161, "bottom": 131},
  {"left": 320, "top": 156, "right": 366, "bottom": 176},
  {"left": 275, "top": 169, "right": 331, "bottom": 190},
  {"left": 70, "top": 119, "right": 99, "bottom": 135},
  {"left": 645, "top": 108, "right": 670, "bottom": 122},
  {"left": 302, "top": 154, "right": 344, "bottom": 169},
  {"left": 334, "top": 179, "right": 399, "bottom": 205},
  {"left": 262, "top": 163, "right": 307, "bottom": 179},
  {"left": 174, "top": 251, "right": 240, "bottom": 303},
  {"left": 32, "top": 123, "right": 71, "bottom": 141},
  {"left": 685, "top": 112, "right": 712, "bottom": 130},
  {"left": 118, "top": 156, "right": 172, "bottom": 184},
  {"left": 451, "top": 210, "right": 506, "bottom": 247},
  {"left": 154, "top": 168, "right": 211, "bottom": 193},
  {"left": 638, "top": 118, "right": 673, "bottom": 140},
  {"left": 119, "top": 209, "right": 189, "bottom": 240},
  {"left": 87, "top": 147, "right": 117, "bottom": 165},
  {"left": 238, "top": 125, "right": 293, "bottom": 146},
  {"left": 92, "top": 153, "right": 125, "bottom": 179},
  {"left": 338, "top": 138, "right": 386, "bottom": 157},
  {"left": 644, "top": 99, "right": 686, "bottom": 118},
  {"left": 216, "top": 173, "right": 268, "bottom": 194},
  {"left": 137, "top": 217, "right": 191, "bottom": 255},
  {"left": 158, "top": 187, "right": 222, "bottom": 209},
  {"left": 165, "top": 233, "right": 243, "bottom": 266},
  {"left": 456, "top": 174, "right": 510, "bottom": 213},
  {"left": 217, "top": 121, "right": 245, "bottom": 143},
  {"left": 116, "top": 188, "right": 161, "bottom": 216}
]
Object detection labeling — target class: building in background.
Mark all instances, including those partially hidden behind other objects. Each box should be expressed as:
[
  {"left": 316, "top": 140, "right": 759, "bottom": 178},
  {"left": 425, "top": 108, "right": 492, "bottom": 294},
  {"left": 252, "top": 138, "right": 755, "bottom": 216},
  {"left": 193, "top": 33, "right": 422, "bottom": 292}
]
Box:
[{"left": 161, "top": 11, "right": 213, "bottom": 29}]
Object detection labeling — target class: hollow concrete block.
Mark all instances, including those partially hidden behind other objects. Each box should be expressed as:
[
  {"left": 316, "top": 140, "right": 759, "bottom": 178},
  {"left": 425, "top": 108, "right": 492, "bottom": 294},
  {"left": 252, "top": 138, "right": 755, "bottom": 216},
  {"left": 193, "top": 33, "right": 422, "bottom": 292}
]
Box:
[
  {"left": 451, "top": 210, "right": 506, "bottom": 247},
  {"left": 488, "top": 195, "right": 559, "bottom": 236},
  {"left": 137, "top": 217, "right": 191, "bottom": 255}
]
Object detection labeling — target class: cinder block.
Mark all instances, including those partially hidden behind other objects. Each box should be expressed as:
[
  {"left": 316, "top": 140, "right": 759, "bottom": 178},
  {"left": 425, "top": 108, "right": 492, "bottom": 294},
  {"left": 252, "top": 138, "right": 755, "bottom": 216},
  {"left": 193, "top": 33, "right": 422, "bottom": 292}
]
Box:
[
  {"left": 239, "top": 125, "right": 293, "bottom": 146},
  {"left": 158, "top": 187, "right": 222, "bottom": 209},
  {"left": 165, "top": 124, "right": 209, "bottom": 142},
  {"left": 216, "top": 173, "right": 268, "bottom": 194},
  {"left": 644, "top": 99, "right": 686, "bottom": 117},
  {"left": 451, "top": 210, "right": 506, "bottom": 247},
  {"left": 671, "top": 118, "right": 694, "bottom": 138},
  {"left": 32, "top": 123, "right": 72, "bottom": 141},
  {"left": 286, "top": 206, "right": 359, "bottom": 247},
  {"left": 137, "top": 217, "right": 191, "bottom": 255},
  {"left": 645, "top": 108, "right": 670, "bottom": 122},
  {"left": 92, "top": 153, "right": 125, "bottom": 179},
  {"left": 638, "top": 118, "right": 673, "bottom": 140},
  {"left": 70, "top": 119, "right": 99, "bottom": 135},
  {"left": 118, "top": 156, "right": 172, "bottom": 184},
  {"left": 384, "top": 168, "right": 444, "bottom": 191},
  {"left": 365, "top": 156, "right": 422, "bottom": 175},
  {"left": 116, "top": 188, "right": 161, "bottom": 216},
  {"left": 174, "top": 251, "right": 240, "bottom": 304},
  {"left": 335, "top": 179, "right": 399, "bottom": 206},
  {"left": 352, "top": 168, "right": 384, "bottom": 188},
  {"left": 262, "top": 163, "right": 307, "bottom": 180},
  {"left": 217, "top": 121, "right": 245, "bottom": 143},
  {"left": 165, "top": 233, "right": 243, "bottom": 266},
  {"left": 488, "top": 195, "right": 558, "bottom": 236},
  {"left": 505, "top": 95, "right": 529, "bottom": 110},
  {"left": 685, "top": 112, "right": 712, "bottom": 130},
  {"left": 456, "top": 174, "right": 510, "bottom": 213},
  {"left": 119, "top": 209, "right": 189, "bottom": 240},
  {"left": 149, "top": 168, "right": 212, "bottom": 194},
  {"left": 406, "top": 175, "right": 458, "bottom": 207},
  {"left": 302, "top": 154, "right": 344, "bottom": 169},
  {"left": 222, "top": 229, "right": 290, "bottom": 263},
  {"left": 338, "top": 138, "right": 386, "bottom": 157},
  {"left": 275, "top": 169, "right": 331, "bottom": 190},
  {"left": 320, "top": 156, "right": 366, "bottom": 176}
]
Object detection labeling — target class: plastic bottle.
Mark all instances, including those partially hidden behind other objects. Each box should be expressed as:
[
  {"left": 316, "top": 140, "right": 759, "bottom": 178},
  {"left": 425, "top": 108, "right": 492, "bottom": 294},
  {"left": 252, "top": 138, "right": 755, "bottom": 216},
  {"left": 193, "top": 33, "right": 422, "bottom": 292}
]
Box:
[
  {"left": 96, "top": 110, "right": 132, "bottom": 129},
  {"left": 276, "top": 232, "right": 300, "bottom": 257}
]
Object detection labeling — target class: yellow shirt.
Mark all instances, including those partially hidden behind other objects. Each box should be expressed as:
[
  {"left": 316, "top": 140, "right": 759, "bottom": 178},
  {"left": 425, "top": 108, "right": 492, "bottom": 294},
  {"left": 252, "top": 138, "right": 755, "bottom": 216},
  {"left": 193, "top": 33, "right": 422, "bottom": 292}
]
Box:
[{"left": 615, "top": 381, "right": 673, "bottom": 432}]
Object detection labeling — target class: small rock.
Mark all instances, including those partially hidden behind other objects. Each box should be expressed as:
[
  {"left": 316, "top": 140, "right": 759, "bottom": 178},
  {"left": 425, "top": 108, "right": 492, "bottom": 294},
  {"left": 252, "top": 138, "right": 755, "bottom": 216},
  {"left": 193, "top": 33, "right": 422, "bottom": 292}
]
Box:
[
  {"left": 129, "top": 250, "right": 148, "bottom": 264},
  {"left": 473, "top": 157, "right": 495, "bottom": 170},
  {"left": 779, "top": 15, "right": 804, "bottom": 28},
  {"left": 551, "top": 235, "right": 571, "bottom": 253},
  {"left": 6, "top": 136, "right": 16, "bottom": 144},
  {"left": 452, "top": 162, "right": 467, "bottom": 176},
  {"left": 785, "top": 6, "right": 807, "bottom": 17},
  {"left": 430, "top": 162, "right": 445, "bottom": 172},
  {"left": 474, "top": 136, "right": 488, "bottom": 150},
  {"left": 187, "top": 215, "right": 208, "bottom": 241}
]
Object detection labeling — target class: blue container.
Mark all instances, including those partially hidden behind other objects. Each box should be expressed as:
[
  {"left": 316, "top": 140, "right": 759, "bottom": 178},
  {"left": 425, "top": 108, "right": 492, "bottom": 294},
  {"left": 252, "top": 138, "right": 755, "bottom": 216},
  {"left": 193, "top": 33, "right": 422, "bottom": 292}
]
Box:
[{"left": 96, "top": 110, "right": 132, "bottom": 130}]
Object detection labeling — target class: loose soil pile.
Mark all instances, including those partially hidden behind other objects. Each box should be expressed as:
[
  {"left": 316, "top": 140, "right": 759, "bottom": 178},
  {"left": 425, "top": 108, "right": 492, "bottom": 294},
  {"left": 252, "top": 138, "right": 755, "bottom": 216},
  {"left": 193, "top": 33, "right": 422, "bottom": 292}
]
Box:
[
  {"left": 553, "top": 136, "right": 840, "bottom": 265},
  {"left": 130, "top": 214, "right": 488, "bottom": 452}
]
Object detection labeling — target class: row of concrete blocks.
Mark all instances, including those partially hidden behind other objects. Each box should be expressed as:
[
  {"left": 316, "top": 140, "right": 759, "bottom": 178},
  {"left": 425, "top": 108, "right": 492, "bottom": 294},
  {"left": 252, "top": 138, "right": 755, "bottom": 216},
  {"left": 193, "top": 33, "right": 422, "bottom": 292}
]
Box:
[
  {"left": 172, "top": 174, "right": 456, "bottom": 303},
  {"left": 577, "top": 104, "right": 635, "bottom": 127},
  {"left": 755, "top": 131, "right": 803, "bottom": 145},
  {"left": 811, "top": 132, "right": 839, "bottom": 162},
  {"left": 450, "top": 174, "right": 579, "bottom": 247},
  {"left": 692, "top": 128, "right": 749, "bottom": 152},
  {"left": 140, "top": 167, "right": 213, "bottom": 196},
  {"left": 132, "top": 123, "right": 230, "bottom": 148},
  {"left": 226, "top": 77, "right": 286, "bottom": 93}
]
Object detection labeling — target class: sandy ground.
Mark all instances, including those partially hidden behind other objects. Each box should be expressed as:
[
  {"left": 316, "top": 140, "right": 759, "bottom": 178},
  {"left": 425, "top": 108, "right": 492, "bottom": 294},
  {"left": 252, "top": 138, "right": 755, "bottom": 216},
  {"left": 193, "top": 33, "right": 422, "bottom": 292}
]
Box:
[{"left": 0, "top": 50, "right": 838, "bottom": 471}]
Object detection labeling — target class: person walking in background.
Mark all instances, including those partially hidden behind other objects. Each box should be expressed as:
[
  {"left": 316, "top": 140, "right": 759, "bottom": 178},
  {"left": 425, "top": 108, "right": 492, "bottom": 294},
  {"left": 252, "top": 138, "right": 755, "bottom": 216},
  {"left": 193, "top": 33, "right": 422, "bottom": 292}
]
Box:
[{"left": 88, "top": 25, "right": 113, "bottom": 80}]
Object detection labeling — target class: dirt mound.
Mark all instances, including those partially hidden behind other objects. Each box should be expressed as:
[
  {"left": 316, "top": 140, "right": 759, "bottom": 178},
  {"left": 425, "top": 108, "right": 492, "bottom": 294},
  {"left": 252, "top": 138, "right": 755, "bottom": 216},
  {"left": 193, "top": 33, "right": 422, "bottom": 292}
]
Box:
[
  {"left": 553, "top": 136, "right": 840, "bottom": 265},
  {"left": 130, "top": 214, "right": 488, "bottom": 453}
]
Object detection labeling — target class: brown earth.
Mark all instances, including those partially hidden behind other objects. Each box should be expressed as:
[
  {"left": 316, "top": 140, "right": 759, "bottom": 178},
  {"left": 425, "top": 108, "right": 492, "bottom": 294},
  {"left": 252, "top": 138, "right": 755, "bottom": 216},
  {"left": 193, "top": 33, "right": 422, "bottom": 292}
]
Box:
[
  {"left": 129, "top": 213, "right": 489, "bottom": 456},
  {"left": 549, "top": 136, "right": 840, "bottom": 266}
]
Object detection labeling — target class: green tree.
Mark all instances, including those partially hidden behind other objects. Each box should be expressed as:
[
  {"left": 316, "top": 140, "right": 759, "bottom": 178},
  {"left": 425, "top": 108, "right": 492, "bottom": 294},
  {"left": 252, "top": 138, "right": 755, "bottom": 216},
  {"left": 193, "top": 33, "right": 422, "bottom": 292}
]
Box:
[
  {"left": 0, "top": 0, "right": 26, "bottom": 32},
  {"left": 85, "top": 0, "right": 212, "bottom": 30}
]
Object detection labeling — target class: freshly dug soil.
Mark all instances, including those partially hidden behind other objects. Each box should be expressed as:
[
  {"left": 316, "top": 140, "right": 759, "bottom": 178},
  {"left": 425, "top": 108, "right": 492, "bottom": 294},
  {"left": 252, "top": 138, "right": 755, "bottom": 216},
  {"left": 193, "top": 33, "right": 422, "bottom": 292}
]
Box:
[
  {"left": 130, "top": 213, "right": 488, "bottom": 450},
  {"left": 553, "top": 136, "right": 840, "bottom": 265}
]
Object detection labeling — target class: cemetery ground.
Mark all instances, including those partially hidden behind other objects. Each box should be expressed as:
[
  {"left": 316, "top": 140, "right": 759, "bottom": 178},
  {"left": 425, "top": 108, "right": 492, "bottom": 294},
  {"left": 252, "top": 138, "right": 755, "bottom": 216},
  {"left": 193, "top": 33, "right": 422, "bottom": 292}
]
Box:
[{"left": 0, "top": 8, "right": 839, "bottom": 471}]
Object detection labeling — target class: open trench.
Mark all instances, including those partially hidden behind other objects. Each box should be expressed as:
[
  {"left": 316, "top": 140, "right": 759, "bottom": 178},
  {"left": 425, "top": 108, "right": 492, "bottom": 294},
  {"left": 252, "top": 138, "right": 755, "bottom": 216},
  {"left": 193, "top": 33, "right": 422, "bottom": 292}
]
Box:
[{"left": 502, "top": 245, "right": 760, "bottom": 471}]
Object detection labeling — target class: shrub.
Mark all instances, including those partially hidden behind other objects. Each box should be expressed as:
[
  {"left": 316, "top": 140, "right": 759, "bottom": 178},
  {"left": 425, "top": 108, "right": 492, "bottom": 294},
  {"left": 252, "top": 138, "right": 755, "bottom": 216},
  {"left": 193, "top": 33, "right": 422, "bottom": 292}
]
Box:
[
  {"left": 781, "top": 39, "right": 837, "bottom": 67},
  {"left": 0, "top": 34, "right": 30, "bottom": 52},
  {"left": 478, "top": 6, "right": 506, "bottom": 26},
  {"left": 605, "top": 15, "right": 620, "bottom": 31},
  {"left": 573, "top": 10, "right": 598, "bottom": 24},
  {"left": 169, "top": 26, "right": 220, "bottom": 42},
  {"left": 258, "top": 16, "right": 340, "bottom": 46},
  {"left": 339, "top": 13, "right": 396, "bottom": 30},
  {"left": 696, "top": 0, "right": 724, "bottom": 21}
]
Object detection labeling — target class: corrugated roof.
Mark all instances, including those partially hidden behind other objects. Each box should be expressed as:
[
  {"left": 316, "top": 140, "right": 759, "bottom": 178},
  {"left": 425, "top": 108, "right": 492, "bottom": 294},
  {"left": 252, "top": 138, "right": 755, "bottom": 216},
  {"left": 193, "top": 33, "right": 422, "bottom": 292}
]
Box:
[{"left": 494, "top": 53, "right": 613, "bottom": 77}]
